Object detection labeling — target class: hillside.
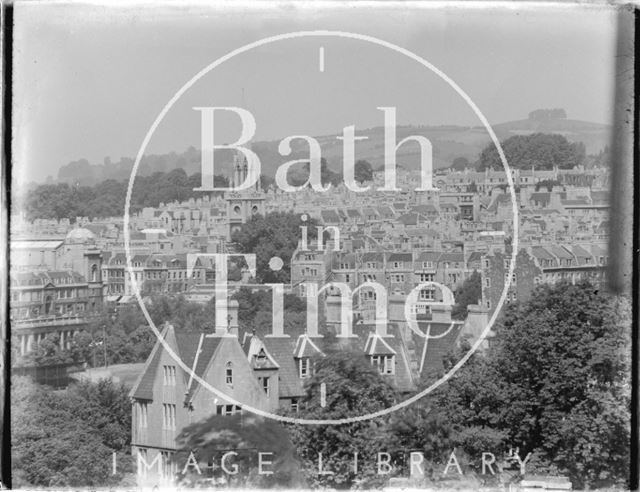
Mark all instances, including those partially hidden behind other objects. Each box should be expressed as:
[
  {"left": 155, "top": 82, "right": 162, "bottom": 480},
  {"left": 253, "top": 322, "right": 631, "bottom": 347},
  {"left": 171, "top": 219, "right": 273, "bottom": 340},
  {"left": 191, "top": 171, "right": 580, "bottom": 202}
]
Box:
[{"left": 56, "top": 110, "right": 611, "bottom": 185}]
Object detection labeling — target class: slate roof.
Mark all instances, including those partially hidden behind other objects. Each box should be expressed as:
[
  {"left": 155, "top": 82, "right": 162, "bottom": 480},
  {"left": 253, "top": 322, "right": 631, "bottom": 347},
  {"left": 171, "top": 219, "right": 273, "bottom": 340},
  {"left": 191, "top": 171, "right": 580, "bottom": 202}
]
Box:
[
  {"left": 410, "top": 204, "right": 438, "bottom": 215},
  {"left": 129, "top": 325, "right": 169, "bottom": 401},
  {"left": 466, "top": 251, "right": 483, "bottom": 267},
  {"left": 411, "top": 321, "right": 463, "bottom": 378},
  {"left": 387, "top": 252, "right": 413, "bottom": 263},
  {"left": 417, "top": 251, "right": 442, "bottom": 262},
  {"left": 572, "top": 245, "right": 593, "bottom": 265},
  {"left": 377, "top": 206, "right": 395, "bottom": 219},
  {"left": 548, "top": 245, "right": 573, "bottom": 261},
  {"left": 531, "top": 246, "right": 557, "bottom": 264},
  {"left": 129, "top": 326, "right": 224, "bottom": 404},
  {"left": 320, "top": 210, "right": 341, "bottom": 224},
  {"left": 261, "top": 336, "right": 306, "bottom": 398}
]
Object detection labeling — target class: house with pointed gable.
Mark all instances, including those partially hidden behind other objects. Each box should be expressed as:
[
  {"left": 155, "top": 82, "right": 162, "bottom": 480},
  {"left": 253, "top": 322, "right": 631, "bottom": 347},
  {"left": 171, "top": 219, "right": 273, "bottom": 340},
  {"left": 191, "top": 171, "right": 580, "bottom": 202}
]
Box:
[{"left": 129, "top": 302, "right": 270, "bottom": 485}]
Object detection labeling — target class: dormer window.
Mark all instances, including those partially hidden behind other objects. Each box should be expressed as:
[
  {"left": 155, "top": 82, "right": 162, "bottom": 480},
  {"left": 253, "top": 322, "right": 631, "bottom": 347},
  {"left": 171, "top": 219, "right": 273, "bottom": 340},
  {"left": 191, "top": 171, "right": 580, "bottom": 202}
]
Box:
[
  {"left": 299, "top": 357, "right": 311, "bottom": 378},
  {"left": 371, "top": 355, "right": 395, "bottom": 375},
  {"left": 256, "top": 349, "right": 267, "bottom": 364}
]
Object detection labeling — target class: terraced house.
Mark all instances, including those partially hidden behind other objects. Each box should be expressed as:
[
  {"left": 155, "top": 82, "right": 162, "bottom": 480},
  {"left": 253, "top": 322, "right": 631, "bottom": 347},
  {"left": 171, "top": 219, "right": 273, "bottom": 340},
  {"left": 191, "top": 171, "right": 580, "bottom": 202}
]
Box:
[{"left": 129, "top": 294, "right": 465, "bottom": 486}]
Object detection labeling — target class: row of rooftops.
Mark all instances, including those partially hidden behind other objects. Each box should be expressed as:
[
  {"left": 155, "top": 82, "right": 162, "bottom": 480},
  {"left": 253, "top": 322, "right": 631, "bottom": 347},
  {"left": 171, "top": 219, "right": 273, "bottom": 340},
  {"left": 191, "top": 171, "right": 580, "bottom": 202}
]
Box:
[
  {"left": 298, "top": 241, "right": 608, "bottom": 272},
  {"left": 130, "top": 315, "right": 465, "bottom": 403},
  {"left": 103, "top": 252, "right": 206, "bottom": 269},
  {"left": 10, "top": 270, "right": 87, "bottom": 287}
]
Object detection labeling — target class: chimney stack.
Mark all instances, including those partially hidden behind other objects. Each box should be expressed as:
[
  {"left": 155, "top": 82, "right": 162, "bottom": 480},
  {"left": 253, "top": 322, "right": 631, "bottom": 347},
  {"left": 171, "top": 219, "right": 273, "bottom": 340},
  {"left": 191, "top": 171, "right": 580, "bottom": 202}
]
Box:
[
  {"left": 217, "top": 299, "right": 239, "bottom": 336},
  {"left": 462, "top": 304, "right": 491, "bottom": 352}
]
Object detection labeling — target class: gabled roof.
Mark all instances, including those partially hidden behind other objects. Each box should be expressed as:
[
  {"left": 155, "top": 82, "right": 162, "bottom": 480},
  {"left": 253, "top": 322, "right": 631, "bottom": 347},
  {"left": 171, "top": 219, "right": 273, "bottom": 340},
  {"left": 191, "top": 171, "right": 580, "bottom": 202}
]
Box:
[
  {"left": 294, "top": 334, "right": 325, "bottom": 359},
  {"left": 129, "top": 325, "right": 225, "bottom": 404},
  {"left": 180, "top": 335, "right": 224, "bottom": 404},
  {"left": 244, "top": 335, "right": 280, "bottom": 370},
  {"left": 129, "top": 324, "right": 171, "bottom": 401},
  {"left": 364, "top": 333, "right": 396, "bottom": 356}
]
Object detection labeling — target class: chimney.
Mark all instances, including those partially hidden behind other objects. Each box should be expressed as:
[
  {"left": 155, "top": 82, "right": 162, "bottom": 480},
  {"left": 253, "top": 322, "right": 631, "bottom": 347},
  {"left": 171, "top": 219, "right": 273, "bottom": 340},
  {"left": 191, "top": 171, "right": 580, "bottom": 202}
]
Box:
[
  {"left": 430, "top": 304, "right": 452, "bottom": 323},
  {"left": 225, "top": 299, "right": 239, "bottom": 336},
  {"left": 462, "top": 304, "right": 491, "bottom": 352}
]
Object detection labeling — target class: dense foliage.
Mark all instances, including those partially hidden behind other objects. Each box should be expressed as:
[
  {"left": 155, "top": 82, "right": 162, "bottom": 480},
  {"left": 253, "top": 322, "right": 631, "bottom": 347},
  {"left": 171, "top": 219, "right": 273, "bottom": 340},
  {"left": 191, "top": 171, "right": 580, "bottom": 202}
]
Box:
[
  {"left": 286, "top": 350, "right": 398, "bottom": 489},
  {"left": 21, "top": 169, "right": 228, "bottom": 221},
  {"left": 232, "top": 212, "right": 318, "bottom": 283},
  {"left": 175, "top": 414, "right": 302, "bottom": 488},
  {"left": 451, "top": 156, "right": 471, "bottom": 171},
  {"left": 425, "top": 281, "right": 631, "bottom": 488},
  {"left": 477, "top": 133, "right": 585, "bottom": 171},
  {"left": 451, "top": 271, "right": 482, "bottom": 320},
  {"left": 12, "top": 376, "right": 133, "bottom": 488}
]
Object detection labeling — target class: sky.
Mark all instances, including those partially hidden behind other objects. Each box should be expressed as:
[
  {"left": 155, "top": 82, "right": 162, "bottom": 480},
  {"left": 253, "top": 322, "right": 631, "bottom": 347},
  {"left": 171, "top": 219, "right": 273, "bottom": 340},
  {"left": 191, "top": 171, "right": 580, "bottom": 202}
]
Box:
[{"left": 12, "top": 1, "right": 619, "bottom": 184}]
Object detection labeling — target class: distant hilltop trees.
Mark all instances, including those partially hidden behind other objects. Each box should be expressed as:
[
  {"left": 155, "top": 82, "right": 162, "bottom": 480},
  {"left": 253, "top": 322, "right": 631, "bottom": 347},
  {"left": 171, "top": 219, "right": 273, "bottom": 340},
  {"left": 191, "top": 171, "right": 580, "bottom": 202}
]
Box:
[{"left": 528, "top": 108, "right": 567, "bottom": 121}]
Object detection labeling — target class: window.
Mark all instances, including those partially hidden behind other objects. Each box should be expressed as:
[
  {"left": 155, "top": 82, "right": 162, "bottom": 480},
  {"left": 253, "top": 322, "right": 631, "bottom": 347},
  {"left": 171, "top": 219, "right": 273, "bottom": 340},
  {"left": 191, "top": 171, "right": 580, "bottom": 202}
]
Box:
[
  {"left": 299, "top": 358, "right": 310, "bottom": 378},
  {"left": 138, "top": 402, "right": 148, "bottom": 428},
  {"left": 419, "top": 289, "right": 435, "bottom": 301},
  {"left": 161, "top": 451, "right": 177, "bottom": 480},
  {"left": 226, "top": 362, "right": 233, "bottom": 385},
  {"left": 504, "top": 273, "right": 517, "bottom": 285},
  {"left": 422, "top": 261, "right": 434, "bottom": 269},
  {"left": 504, "top": 258, "right": 512, "bottom": 269},
  {"left": 291, "top": 398, "right": 299, "bottom": 413},
  {"left": 383, "top": 356, "right": 395, "bottom": 375},
  {"left": 392, "top": 261, "right": 401, "bottom": 269},
  {"left": 137, "top": 448, "right": 148, "bottom": 478},
  {"left": 162, "top": 404, "right": 176, "bottom": 430},
  {"left": 371, "top": 355, "right": 394, "bottom": 375},
  {"left": 216, "top": 404, "right": 241, "bottom": 416},
  {"left": 484, "top": 278, "right": 491, "bottom": 288},
  {"left": 486, "top": 300, "right": 492, "bottom": 309},
  {"left": 163, "top": 365, "right": 176, "bottom": 386},
  {"left": 259, "top": 376, "right": 270, "bottom": 396},
  {"left": 391, "top": 274, "right": 405, "bottom": 283},
  {"left": 339, "top": 263, "right": 349, "bottom": 269},
  {"left": 366, "top": 262, "right": 377, "bottom": 269},
  {"left": 483, "top": 259, "right": 490, "bottom": 269},
  {"left": 419, "top": 273, "right": 434, "bottom": 282}
]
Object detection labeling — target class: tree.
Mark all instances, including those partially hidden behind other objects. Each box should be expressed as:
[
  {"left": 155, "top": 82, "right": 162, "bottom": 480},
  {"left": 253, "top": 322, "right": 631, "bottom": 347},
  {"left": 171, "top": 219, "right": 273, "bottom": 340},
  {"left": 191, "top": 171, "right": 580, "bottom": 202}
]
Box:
[
  {"left": 232, "top": 212, "right": 318, "bottom": 283},
  {"left": 429, "top": 282, "right": 631, "bottom": 489},
  {"left": 354, "top": 159, "right": 373, "bottom": 184},
  {"left": 174, "top": 413, "right": 302, "bottom": 488},
  {"left": 477, "top": 133, "right": 585, "bottom": 171},
  {"left": 535, "top": 179, "right": 562, "bottom": 192},
  {"left": 12, "top": 376, "right": 133, "bottom": 488},
  {"left": 488, "top": 282, "right": 630, "bottom": 488},
  {"left": 451, "top": 271, "right": 482, "bottom": 320},
  {"left": 286, "top": 350, "right": 398, "bottom": 488},
  {"left": 451, "top": 156, "right": 471, "bottom": 171}
]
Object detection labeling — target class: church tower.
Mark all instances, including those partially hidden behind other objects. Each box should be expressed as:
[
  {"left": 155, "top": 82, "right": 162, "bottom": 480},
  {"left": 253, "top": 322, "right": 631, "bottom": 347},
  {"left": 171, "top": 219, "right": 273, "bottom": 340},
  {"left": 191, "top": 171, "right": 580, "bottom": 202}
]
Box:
[{"left": 225, "top": 151, "right": 265, "bottom": 241}]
